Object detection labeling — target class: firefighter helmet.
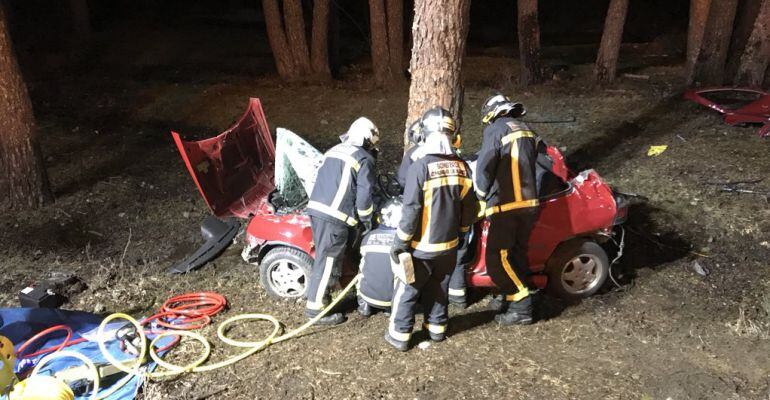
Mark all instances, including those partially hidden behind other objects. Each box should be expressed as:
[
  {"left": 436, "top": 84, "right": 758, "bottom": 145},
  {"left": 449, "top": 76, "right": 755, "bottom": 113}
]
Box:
[
  {"left": 342, "top": 117, "right": 380, "bottom": 148},
  {"left": 406, "top": 120, "right": 424, "bottom": 145},
  {"left": 480, "top": 94, "right": 526, "bottom": 125},
  {"left": 378, "top": 199, "right": 403, "bottom": 229},
  {"left": 420, "top": 107, "right": 456, "bottom": 138}
]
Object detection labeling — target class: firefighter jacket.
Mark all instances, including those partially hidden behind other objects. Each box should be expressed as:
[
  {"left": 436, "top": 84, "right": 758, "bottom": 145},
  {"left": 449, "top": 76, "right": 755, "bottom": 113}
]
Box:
[
  {"left": 308, "top": 143, "right": 376, "bottom": 227},
  {"left": 358, "top": 226, "right": 396, "bottom": 308},
  {"left": 475, "top": 117, "right": 543, "bottom": 217},
  {"left": 396, "top": 154, "right": 479, "bottom": 259},
  {"left": 396, "top": 145, "right": 421, "bottom": 190}
]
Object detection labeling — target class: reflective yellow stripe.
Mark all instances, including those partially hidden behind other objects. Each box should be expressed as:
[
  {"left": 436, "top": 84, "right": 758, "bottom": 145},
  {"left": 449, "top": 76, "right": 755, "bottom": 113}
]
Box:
[
  {"left": 359, "top": 292, "right": 392, "bottom": 307},
  {"left": 475, "top": 188, "right": 487, "bottom": 198},
  {"left": 307, "top": 201, "right": 358, "bottom": 226},
  {"left": 477, "top": 201, "right": 487, "bottom": 218},
  {"left": 396, "top": 228, "right": 413, "bottom": 241},
  {"left": 326, "top": 152, "right": 361, "bottom": 172},
  {"left": 500, "top": 130, "right": 535, "bottom": 146},
  {"left": 423, "top": 323, "right": 446, "bottom": 334},
  {"left": 448, "top": 288, "right": 466, "bottom": 297},
  {"left": 484, "top": 199, "right": 539, "bottom": 216},
  {"left": 511, "top": 136, "right": 522, "bottom": 201},
  {"left": 420, "top": 179, "right": 433, "bottom": 247},
  {"left": 500, "top": 249, "right": 529, "bottom": 296},
  {"left": 361, "top": 244, "right": 391, "bottom": 254},
  {"left": 410, "top": 237, "right": 459, "bottom": 252},
  {"left": 422, "top": 176, "right": 473, "bottom": 191},
  {"left": 357, "top": 205, "right": 374, "bottom": 217},
  {"left": 459, "top": 226, "right": 470, "bottom": 233},
  {"left": 388, "top": 327, "right": 411, "bottom": 342},
  {"left": 505, "top": 290, "right": 530, "bottom": 302},
  {"left": 306, "top": 300, "right": 325, "bottom": 310},
  {"left": 388, "top": 282, "right": 411, "bottom": 342}
]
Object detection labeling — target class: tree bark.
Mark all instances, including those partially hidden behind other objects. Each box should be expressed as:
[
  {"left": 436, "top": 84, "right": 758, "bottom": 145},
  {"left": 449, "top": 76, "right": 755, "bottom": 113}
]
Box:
[
  {"left": 725, "top": 0, "right": 762, "bottom": 79},
  {"left": 386, "top": 0, "right": 403, "bottom": 74},
  {"left": 310, "top": 0, "right": 331, "bottom": 79},
  {"left": 369, "top": 0, "right": 392, "bottom": 86},
  {"left": 405, "top": 0, "right": 471, "bottom": 145},
  {"left": 594, "top": 0, "right": 629, "bottom": 84},
  {"left": 262, "top": 0, "right": 299, "bottom": 79},
  {"left": 736, "top": 0, "right": 770, "bottom": 86},
  {"left": 0, "top": 5, "right": 52, "bottom": 208},
  {"left": 517, "top": 0, "right": 543, "bottom": 86},
  {"left": 685, "top": 0, "right": 711, "bottom": 82},
  {"left": 283, "top": 0, "right": 312, "bottom": 75},
  {"left": 692, "top": 0, "right": 740, "bottom": 85}
]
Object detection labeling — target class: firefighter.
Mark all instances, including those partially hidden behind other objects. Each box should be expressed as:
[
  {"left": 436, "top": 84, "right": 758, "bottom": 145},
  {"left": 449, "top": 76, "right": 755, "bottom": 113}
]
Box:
[
  {"left": 475, "top": 94, "right": 542, "bottom": 326},
  {"left": 356, "top": 200, "right": 403, "bottom": 317},
  {"left": 306, "top": 117, "right": 379, "bottom": 325},
  {"left": 385, "top": 107, "right": 479, "bottom": 351},
  {"left": 396, "top": 120, "right": 424, "bottom": 190}
]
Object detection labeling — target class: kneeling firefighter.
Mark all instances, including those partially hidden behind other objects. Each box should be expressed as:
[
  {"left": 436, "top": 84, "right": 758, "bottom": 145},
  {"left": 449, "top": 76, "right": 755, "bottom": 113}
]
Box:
[
  {"left": 356, "top": 200, "right": 403, "bottom": 316},
  {"left": 306, "top": 117, "right": 379, "bottom": 325},
  {"left": 475, "top": 94, "right": 543, "bottom": 326},
  {"left": 386, "top": 107, "right": 479, "bottom": 351},
  {"left": 396, "top": 120, "right": 424, "bottom": 191}
]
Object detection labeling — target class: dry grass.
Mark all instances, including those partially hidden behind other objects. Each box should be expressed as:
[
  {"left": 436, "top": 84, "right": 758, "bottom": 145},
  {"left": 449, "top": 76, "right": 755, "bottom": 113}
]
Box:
[{"left": 727, "top": 307, "right": 769, "bottom": 340}]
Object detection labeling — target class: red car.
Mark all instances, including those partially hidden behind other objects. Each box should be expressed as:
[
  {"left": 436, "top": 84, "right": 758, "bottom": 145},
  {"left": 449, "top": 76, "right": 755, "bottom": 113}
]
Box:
[{"left": 172, "top": 99, "right": 628, "bottom": 302}]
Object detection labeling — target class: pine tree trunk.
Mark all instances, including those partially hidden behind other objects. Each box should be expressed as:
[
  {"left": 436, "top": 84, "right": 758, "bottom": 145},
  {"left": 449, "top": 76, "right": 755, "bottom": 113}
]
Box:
[
  {"left": 283, "top": 0, "right": 312, "bottom": 75},
  {"left": 692, "top": 0, "right": 740, "bottom": 85},
  {"left": 736, "top": 0, "right": 770, "bottom": 86},
  {"left": 369, "top": 0, "right": 392, "bottom": 86},
  {"left": 725, "top": 0, "right": 762, "bottom": 79},
  {"left": 0, "top": 6, "right": 52, "bottom": 208},
  {"left": 405, "top": 0, "right": 471, "bottom": 145},
  {"left": 386, "top": 0, "right": 403, "bottom": 75},
  {"left": 262, "top": 0, "right": 299, "bottom": 79},
  {"left": 685, "top": 0, "right": 711, "bottom": 83},
  {"left": 594, "top": 0, "right": 629, "bottom": 84},
  {"left": 69, "top": 0, "right": 91, "bottom": 45},
  {"left": 517, "top": 0, "right": 543, "bottom": 86},
  {"left": 310, "top": 0, "right": 331, "bottom": 79}
]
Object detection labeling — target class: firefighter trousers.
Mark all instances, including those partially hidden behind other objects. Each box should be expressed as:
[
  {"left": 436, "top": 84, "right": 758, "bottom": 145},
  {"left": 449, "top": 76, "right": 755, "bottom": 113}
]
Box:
[
  {"left": 388, "top": 252, "right": 456, "bottom": 342},
  {"left": 449, "top": 227, "right": 474, "bottom": 299},
  {"left": 305, "top": 217, "right": 351, "bottom": 316},
  {"left": 485, "top": 210, "right": 537, "bottom": 302}
]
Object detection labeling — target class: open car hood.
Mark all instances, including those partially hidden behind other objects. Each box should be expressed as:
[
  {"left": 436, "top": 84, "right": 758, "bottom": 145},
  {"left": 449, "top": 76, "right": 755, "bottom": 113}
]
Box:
[
  {"left": 172, "top": 98, "right": 275, "bottom": 219},
  {"left": 684, "top": 88, "right": 770, "bottom": 137}
]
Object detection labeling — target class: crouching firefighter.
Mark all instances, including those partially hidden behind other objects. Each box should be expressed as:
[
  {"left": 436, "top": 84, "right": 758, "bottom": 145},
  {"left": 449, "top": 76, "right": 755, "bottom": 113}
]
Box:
[
  {"left": 356, "top": 200, "right": 404, "bottom": 316},
  {"left": 386, "top": 108, "right": 479, "bottom": 351},
  {"left": 397, "top": 120, "right": 424, "bottom": 191},
  {"left": 306, "top": 117, "right": 379, "bottom": 325},
  {"left": 476, "top": 94, "right": 543, "bottom": 326}
]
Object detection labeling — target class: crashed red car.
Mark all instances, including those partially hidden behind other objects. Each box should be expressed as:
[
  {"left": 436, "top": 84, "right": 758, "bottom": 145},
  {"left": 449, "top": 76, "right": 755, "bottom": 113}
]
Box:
[
  {"left": 684, "top": 87, "right": 770, "bottom": 138},
  {"left": 173, "top": 99, "right": 629, "bottom": 302}
]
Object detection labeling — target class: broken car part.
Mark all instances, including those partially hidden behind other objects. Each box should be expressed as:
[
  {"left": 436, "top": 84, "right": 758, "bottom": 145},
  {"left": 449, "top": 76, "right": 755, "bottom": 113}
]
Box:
[
  {"left": 684, "top": 88, "right": 770, "bottom": 138},
  {"left": 168, "top": 215, "right": 240, "bottom": 274}
]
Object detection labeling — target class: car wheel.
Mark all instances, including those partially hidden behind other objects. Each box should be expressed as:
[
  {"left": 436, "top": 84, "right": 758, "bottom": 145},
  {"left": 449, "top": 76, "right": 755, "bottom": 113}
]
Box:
[
  {"left": 258, "top": 247, "right": 312, "bottom": 300},
  {"left": 545, "top": 239, "right": 609, "bottom": 300}
]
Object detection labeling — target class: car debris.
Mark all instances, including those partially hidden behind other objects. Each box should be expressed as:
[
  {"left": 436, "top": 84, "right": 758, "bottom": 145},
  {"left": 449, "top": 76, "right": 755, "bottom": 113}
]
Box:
[
  {"left": 683, "top": 88, "right": 770, "bottom": 138},
  {"left": 691, "top": 260, "right": 710, "bottom": 277},
  {"left": 168, "top": 215, "right": 240, "bottom": 274}
]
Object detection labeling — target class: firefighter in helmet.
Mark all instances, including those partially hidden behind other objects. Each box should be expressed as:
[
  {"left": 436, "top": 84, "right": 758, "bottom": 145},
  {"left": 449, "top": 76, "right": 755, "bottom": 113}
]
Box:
[
  {"left": 306, "top": 117, "right": 379, "bottom": 325},
  {"left": 396, "top": 120, "right": 425, "bottom": 191},
  {"left": 386, "top": 107, "right": 479, "bottom": 351},
  {"left": 475, "top": 94, "right": 544, "bottom": 326}
]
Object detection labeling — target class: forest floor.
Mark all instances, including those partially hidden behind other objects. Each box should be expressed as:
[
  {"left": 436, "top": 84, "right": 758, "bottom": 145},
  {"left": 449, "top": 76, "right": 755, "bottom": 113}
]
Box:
[{"left": 2, "top": 29, "right": 770, "bottom": 399}]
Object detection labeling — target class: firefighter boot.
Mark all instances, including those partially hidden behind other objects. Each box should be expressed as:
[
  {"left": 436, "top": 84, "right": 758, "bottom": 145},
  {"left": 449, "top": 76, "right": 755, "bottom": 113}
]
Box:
[
  {"left": 487, "top": 294, "right": 507, "bottom": 312},
  {"left": 423, "top": 324, "right": 446, "bottom": 342},
  {"left": 494, "top": 296, "right": 533, "bottom": 326},
  {"left": 448, "top": 292, "right": 468, "bottom": 309},
  {"left": 383, "top": 333, "right": 409, "bottom": 352},
  {"left": 315, "top": 313, "right": 346, "bottom": 325},
  {"left": 357, "top": 296, "right": 374, "bottom": 317}
]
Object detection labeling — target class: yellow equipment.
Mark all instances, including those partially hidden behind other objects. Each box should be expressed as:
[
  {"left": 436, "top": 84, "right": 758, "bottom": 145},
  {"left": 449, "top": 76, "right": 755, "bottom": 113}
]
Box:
[{"left": 1, "top": 335, "right": 17, "bottom": 393}]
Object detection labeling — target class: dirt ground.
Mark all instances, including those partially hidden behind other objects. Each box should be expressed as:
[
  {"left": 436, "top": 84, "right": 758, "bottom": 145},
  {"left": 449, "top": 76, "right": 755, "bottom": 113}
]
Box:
[{"left": 2, "top": 21, "right": 770, "bottom": 399}]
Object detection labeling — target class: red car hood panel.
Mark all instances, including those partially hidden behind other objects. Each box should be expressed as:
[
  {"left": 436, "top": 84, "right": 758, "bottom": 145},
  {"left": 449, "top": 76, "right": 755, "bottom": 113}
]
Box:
[{"left": 172, "top": 98, "right": 275, "bottom": 219}]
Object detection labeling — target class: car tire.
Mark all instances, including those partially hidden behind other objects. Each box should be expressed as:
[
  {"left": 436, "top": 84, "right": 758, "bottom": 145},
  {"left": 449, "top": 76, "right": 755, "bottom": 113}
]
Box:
[
  {"left": 258, "top": 247, "right": 313, "bottom": 300},
  {"left": 545, "top": 239, "right": 609, "bottom": 301}
]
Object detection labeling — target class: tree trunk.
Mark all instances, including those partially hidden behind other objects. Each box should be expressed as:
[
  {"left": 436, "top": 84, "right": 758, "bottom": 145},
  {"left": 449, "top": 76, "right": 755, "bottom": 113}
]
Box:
[
  {"left": 692, "top": 0, "right": 740, "bottom": 85},
  {"left": 517, "top": 0, "right": 543, "bottom": 86},
  {"left": 685, "top": 0, "right": 711, "bottom": 82},
  {"left": 0, "top": 5, "right": 52, "bottom": 208},
  {"left": 262, "top": 0, "right": 299, "bottom": 79},
  {"left": 369, "top": 0, "right": 392, "bottom": 86},
  {"left": 405, "top": 0, "right": 471, "bottom": 145},
  {"left": 283, "top": 0, "right": 312, "bottom": 75},
  {"left": 310, "top": 0, "right": 331, "bottom": 79},
  {"left": 69, "top": 0, "right": 91, "bottom": 45},
  {"left": 594, "top": 0, "right": 629, "bottom": 84},
  {"left": 725, "top": 0, "right": 762, "bottom": 79},
  {"left": 386, "top": 0, "right": 403, "bottom": 75},
  {"left": 736, "top": 0, "right": 770, "bottom": 86}
]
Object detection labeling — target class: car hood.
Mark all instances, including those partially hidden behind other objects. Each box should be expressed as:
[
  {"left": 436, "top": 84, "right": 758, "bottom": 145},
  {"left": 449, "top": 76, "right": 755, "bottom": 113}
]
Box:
[{"left": 172, "top": 98, "right": 275, "bottom": 219}]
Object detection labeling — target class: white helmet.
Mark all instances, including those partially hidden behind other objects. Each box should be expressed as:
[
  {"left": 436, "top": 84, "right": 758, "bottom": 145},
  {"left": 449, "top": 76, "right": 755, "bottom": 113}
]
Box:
[
  {"left": 378, "top": 199, "right": 403, "bottom": 229},
  {"left": 342, "top": 117, "right": 380, "bottom": 148}
]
